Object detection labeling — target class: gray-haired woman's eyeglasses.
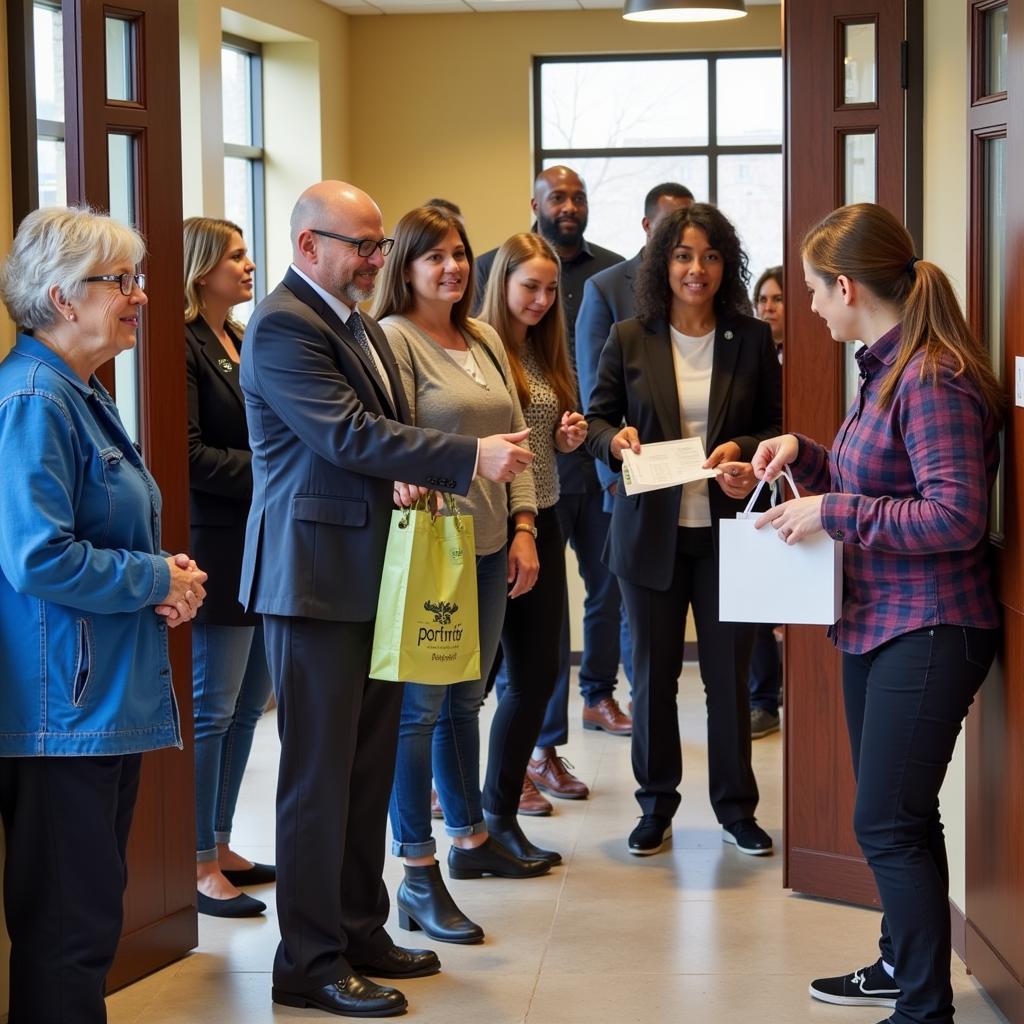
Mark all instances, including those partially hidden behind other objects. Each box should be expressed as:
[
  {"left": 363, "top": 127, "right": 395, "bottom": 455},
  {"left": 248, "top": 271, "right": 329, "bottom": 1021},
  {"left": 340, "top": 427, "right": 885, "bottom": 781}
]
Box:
[{"left": 83, "top": 272, "right": 146, "bottom": 295}]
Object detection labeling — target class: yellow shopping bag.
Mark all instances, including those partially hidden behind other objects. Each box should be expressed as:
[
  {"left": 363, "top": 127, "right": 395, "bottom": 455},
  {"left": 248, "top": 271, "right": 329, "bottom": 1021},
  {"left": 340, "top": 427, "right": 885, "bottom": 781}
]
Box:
[{"left": 370, "top": 494, "right": 480, "bottom": 685}]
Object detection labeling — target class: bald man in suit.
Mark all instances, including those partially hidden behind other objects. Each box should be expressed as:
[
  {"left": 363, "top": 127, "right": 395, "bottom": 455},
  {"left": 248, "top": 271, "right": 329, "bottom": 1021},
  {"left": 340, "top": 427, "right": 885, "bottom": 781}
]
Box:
[{"left": 241, "top": 181, "right": 533, "bottom": 1017}]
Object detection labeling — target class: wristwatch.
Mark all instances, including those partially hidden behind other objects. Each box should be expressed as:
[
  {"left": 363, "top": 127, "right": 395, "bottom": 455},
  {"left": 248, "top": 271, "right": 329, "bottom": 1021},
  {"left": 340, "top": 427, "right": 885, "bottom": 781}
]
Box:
[{"left": 514, "top": 522, "right": 538, "bottom": 539}]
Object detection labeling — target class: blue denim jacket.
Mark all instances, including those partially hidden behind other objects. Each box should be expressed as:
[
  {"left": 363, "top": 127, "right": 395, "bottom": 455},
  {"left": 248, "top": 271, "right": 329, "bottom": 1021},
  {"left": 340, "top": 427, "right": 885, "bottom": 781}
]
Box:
[{"left": 0, "top": 335, "right": 181, "bottom": 756}]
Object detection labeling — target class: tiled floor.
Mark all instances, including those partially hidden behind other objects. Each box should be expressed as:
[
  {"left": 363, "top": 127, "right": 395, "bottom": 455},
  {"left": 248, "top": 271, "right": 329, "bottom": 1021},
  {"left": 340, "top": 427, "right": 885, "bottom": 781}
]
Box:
[{"left": 107, "top": 669, "right": 1008, "bottom": 1023}]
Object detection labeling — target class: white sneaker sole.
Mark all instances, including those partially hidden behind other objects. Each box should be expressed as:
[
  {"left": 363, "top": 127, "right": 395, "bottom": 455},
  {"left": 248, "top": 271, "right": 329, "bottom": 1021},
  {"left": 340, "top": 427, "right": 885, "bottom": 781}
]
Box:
[
  {"left": 807, "top": 985, "right": 898, "bottom": 1008},
  {"left": 628, "top": 826, "right": 672, "bottom": 856},
  {"left": 722, "top": 831, "right": 773, "bottom": 856}
]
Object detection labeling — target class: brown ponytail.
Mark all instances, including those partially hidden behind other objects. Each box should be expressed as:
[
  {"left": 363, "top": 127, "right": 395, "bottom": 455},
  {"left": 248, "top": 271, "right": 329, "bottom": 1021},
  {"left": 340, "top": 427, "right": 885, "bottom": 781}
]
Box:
[{"left": 801, "top": 203, "right": 1004, "bottom": 420}]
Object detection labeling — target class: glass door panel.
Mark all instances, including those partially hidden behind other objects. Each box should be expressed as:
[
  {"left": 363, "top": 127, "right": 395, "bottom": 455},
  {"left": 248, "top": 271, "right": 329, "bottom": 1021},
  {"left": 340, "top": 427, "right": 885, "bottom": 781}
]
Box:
[{"left": 108, "top": 133, "right": 140, "bottom": 442}]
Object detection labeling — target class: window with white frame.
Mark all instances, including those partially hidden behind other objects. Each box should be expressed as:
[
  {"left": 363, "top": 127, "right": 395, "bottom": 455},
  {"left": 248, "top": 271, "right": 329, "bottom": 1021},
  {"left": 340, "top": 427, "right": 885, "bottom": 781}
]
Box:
[
  {"left": 534, "top": 52, "right": 783, "bottom": 284},
  {"left": 222, "top": 34, "right": 266, "bottom": 318}
]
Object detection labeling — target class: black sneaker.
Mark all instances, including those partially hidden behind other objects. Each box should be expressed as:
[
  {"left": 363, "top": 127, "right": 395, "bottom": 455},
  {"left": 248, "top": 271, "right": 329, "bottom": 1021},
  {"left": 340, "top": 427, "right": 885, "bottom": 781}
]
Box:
[
  {"left": 809, "top": 959, "right": 900, "bottom": 1008},
  {"left": 722, "top": 817, "right": 773, "bottom": 855},
  {"left": 628, "top": 814, "right": 672, "bottom": 856}
]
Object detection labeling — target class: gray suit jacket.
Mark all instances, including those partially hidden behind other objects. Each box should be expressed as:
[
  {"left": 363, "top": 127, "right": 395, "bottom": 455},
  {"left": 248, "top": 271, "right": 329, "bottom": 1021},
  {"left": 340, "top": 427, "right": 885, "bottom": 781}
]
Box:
[
  {"left": 239, "top": 269, "right": 478, "bottom": 622},
  {"left": 575, "top": 250, "right": 643, "bottom": 500}
]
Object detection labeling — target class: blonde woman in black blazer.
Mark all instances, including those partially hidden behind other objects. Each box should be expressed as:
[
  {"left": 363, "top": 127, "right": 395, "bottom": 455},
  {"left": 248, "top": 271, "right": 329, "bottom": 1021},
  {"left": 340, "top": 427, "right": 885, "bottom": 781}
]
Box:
[
  {"left": 585, "top": 204, "right": 781, "bottom": 857},
  {"left": 184, "top": 217, "right": 274, "bottom": 918}
]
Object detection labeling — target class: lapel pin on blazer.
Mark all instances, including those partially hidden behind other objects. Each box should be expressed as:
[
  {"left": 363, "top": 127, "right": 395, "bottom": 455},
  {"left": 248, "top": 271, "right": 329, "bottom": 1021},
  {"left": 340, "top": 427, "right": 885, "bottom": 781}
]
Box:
[
  {"left": 724, "top": 330, "right": 734, "bottom": 340},
  {"left": 218, "top": 357, "right": 234, "bottom": 373}
]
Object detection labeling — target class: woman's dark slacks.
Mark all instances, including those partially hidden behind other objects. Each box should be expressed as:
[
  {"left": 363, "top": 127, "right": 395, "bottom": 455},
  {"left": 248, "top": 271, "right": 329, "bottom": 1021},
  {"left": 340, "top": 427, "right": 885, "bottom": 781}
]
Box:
[
  {"left": 842, "top": 624, "right": 997, "bottom": 1024},
  {"left": 619, "top": 526, "right": 758, "bottom": 825},
  {"left": 484, "top": 507, "right": 566, "bottom": 815},
  {"left": 0, "top": 753, "right": 142, "bottom": 1024}
]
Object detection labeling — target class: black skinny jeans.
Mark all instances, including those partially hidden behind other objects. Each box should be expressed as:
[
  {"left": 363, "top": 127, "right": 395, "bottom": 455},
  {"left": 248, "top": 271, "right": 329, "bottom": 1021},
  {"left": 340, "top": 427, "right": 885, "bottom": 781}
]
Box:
[
  {"left": 483, "top": 506, "right": 565, "bottom": 815},
  {"left": 842, "top": 624, "right": 998, "bottom": 1024}
]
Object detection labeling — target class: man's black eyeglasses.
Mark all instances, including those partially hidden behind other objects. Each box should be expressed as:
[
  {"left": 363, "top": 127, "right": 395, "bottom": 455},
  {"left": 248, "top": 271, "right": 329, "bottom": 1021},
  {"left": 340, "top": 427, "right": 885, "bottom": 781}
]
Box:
[
  {"left": 310, "top": 230, "right": 394, "bottom": 258},
  {"left": 82, "top": 272, "right": 146, "bottom": 295}
]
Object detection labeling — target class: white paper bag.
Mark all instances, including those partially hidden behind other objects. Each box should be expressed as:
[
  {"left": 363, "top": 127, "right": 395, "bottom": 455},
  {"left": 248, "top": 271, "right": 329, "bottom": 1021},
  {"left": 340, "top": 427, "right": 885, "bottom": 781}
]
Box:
[{"left": 719, "top": 469, "right": 843, "bottom": 625}]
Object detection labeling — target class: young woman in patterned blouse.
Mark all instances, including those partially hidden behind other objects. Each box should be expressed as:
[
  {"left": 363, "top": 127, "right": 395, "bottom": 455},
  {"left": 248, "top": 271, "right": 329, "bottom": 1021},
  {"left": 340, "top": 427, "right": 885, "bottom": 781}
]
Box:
[
  {"left": 753, "top": 202, "right": 1003, "bottom": 1024},
  {"left": 478, "top": 233, "right": 589, "bottom": 856}
]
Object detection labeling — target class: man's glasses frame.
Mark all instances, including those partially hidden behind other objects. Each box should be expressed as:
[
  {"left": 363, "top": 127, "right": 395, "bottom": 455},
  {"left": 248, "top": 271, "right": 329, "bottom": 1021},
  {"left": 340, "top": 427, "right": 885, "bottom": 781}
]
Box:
[
  {"left": 83, "top": 272, "right": 146, "bottom": 295},
  {"left": 310, "top": 229, "right": 395, "bottom": 258}
]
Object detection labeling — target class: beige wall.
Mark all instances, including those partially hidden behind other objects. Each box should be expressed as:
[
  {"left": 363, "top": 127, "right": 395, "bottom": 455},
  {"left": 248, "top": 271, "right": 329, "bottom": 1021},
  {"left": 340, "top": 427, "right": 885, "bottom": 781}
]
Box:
[
  {"left": 924, "top": 0, "right": 970, "bottom": 915},
  {"left": 349, "top": 7, "right": 781, "bottom": 242},
  {"left": 179, "top": 0, "right": 350, "bottom": 285}
]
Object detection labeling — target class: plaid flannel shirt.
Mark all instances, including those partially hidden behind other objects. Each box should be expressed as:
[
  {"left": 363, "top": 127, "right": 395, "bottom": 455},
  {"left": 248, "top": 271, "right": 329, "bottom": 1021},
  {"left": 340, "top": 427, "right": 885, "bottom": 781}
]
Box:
[{"left": 790, "top": 324, "right": 1000, "bottom": 654}]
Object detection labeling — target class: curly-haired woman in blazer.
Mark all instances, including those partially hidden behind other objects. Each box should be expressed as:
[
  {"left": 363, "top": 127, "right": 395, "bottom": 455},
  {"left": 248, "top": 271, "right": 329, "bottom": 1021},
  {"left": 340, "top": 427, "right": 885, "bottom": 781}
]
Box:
[{"left": 585, "top": 203, "right": 781, "bottom": 857}]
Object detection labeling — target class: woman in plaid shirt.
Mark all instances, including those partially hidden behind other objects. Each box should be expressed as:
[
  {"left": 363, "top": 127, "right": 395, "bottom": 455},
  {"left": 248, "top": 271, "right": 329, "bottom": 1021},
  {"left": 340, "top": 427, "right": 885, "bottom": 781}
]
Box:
[{"left": 752, "top": 203, "right": 1003, "bottom": 1024}]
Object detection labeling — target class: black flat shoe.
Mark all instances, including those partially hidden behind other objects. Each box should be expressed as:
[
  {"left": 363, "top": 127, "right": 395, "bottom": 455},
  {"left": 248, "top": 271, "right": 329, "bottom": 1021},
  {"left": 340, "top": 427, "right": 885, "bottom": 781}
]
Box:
[
  {"left": 397, "top": 862, "right": 484, "bottom": 944},
  {"left": 448, "top": 835, "right": 550, "bottom": 880},
  {"left": 221, "top": 862, "right": 276, "bottom": 886},
  {"left": 272, "top": 973, "right": 407, "bottom": 1017},
  {"left": 483, "top": 810, "right": 562, "bottom": 865},
  {"left": 351, "top": 945, "right": 440, "bottom": 979},
  {"left": 196, "top": 890, "right": 266, "bottom": 918}
]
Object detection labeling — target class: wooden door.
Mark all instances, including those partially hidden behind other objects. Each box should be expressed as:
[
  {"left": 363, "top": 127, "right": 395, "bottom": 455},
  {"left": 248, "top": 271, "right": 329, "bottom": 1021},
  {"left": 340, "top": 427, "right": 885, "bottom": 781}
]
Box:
[
  {"left": 964, "top": 3, "right": 1024, "bottom": 1020},
  {"left": 62, "top": 0, "right": 197, "bottom": 989},
  {"left": 782, "top": 0, "right": 922, "bottom": 905}
]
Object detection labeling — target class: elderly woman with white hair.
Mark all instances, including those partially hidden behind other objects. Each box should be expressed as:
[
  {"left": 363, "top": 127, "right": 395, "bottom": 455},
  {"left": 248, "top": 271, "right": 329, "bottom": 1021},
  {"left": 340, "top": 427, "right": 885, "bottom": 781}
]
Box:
[{"left": 0, "top": 205, "right": 208, "bottom": 1024}]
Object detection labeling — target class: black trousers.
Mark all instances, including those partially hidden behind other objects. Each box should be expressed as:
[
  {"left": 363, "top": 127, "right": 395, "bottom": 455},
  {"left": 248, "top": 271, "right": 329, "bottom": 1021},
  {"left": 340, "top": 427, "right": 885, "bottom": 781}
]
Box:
[
  {"left": 0, "top": 753, "right": 142, "bottom": 1024},
  {"left": 842, "top": 624, "right": 997, "bottom": 1024},
  {"left": 263, "top": 615, "right": 404, "bottom": 992},
  {"left": 483, "top": 507, "right": 565, "bottom": 815},
  {"left": 619, "top": 526, "right": 758, "bottom": 824}
]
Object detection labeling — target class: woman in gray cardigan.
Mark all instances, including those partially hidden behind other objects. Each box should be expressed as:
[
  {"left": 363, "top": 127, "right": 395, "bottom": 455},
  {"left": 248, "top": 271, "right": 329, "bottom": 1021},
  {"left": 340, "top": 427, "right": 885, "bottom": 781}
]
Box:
[{"left": 371, "top": 205, "right": 549, "bottom": 947}]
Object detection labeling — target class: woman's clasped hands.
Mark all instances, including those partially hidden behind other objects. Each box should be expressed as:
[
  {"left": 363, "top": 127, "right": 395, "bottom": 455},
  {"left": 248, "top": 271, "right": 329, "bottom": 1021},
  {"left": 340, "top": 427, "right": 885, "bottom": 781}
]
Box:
[
  {"left": 554, "top": 411, "right": 588, "bottom": 453},
  {"left": 156, "top": 553, "right": 209, "bottom": 626}
]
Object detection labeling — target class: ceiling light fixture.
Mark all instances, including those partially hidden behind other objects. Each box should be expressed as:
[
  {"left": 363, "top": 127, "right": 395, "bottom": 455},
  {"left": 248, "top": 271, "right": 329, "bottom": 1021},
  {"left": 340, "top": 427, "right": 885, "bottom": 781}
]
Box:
[{"left": 622, "top": 0, "right": 747, "bottom": 23}]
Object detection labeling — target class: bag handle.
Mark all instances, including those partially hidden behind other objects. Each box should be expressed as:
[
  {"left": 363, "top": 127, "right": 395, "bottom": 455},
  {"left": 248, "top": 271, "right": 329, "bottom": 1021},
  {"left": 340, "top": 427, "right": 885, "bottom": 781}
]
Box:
[
  {"left": 398, "top": 490, "right": 465, "bottom": 532},
  {"left": 741, "top": 465, "right": 800, "bottom": 515}
]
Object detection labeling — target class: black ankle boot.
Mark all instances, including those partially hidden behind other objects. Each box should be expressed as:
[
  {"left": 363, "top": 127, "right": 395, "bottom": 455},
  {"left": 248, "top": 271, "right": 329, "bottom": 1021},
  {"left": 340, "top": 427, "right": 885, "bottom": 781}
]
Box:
[
  {"left": 483, "top": 810, "right": 562, "bottom": 865},
  {"left": 397, "top": 862, "right": 484, "bottom": 944},
  {"left": 447, "top": 835, "right": 550, "bottom": 879}
]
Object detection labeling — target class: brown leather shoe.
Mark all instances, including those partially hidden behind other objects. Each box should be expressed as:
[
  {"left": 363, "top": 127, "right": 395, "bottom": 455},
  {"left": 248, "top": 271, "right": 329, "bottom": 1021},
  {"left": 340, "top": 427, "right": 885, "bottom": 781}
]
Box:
[
  {"left": 527, "top": 749, "right": 589, "bottom": 800},
  {"left": 518, "top": 775, "right": 553, "bottom": 816},
  {"left": 431, "top": 788, "right": 443, "bottom": 820},
  {"left": 582, "top": 696, "right": 632, "bottom": 736}
]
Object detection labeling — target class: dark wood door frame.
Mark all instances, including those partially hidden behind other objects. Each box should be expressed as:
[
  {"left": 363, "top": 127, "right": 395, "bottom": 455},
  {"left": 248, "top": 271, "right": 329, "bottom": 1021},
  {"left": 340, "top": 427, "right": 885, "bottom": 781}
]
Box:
[
  {"left": 65, "top": 0, "right": 196, "bottom": 989},
  {"left": 782, "top": 0, "right": 922, "bottom": 908},
  {"left": 964, "top": 3, "right": 1024, "bottom": 1021}
]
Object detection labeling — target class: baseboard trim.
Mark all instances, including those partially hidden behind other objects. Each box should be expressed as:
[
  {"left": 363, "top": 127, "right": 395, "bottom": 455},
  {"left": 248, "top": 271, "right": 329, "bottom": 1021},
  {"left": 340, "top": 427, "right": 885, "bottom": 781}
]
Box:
[
  {"left": 965, "top": 917, "right": 1024, "bottom": 1023},
  {"left": 951, "top": 899, "right": 966, "bottom": 963}
]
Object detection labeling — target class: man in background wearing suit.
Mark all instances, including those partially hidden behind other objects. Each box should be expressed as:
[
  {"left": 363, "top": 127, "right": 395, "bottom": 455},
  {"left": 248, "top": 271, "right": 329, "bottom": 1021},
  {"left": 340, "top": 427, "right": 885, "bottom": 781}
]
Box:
[{"left": 240, "top": 181, "right": 533, "bottom": 1018}]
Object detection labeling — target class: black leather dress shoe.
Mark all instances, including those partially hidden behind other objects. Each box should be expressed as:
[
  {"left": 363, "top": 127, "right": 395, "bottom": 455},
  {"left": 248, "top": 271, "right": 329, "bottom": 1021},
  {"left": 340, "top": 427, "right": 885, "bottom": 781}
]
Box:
[
  {"left": 196, "top": 890, "right": 266, "bottom": 917},
  {"left": 272, "top": 973, "right": 407, "bottom": 1017},
  {"left": 448, "top": 835, "right": 550, "bottom": 879},
  {"left": 221, "top": 862, "right": 276, "bottom": 886},
  {"left": 352, "top": 945, "right": 441, "bottom": 979},
  {"left": 483, "top": 810, "right": 562, "bottom": 865}
]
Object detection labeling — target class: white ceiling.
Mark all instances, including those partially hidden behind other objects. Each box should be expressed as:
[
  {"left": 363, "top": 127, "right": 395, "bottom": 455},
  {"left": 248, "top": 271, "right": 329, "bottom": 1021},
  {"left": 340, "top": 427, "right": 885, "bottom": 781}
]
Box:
[{"left": 323, "top": 0, "right": 776, "bottom": 15}]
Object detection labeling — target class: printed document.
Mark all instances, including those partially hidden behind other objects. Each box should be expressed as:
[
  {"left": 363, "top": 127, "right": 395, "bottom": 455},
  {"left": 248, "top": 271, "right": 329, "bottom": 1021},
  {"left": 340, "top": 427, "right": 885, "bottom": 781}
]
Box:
[{"left": 620, "top": 438, "right": 720, "bottom": 496}]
